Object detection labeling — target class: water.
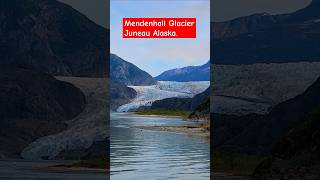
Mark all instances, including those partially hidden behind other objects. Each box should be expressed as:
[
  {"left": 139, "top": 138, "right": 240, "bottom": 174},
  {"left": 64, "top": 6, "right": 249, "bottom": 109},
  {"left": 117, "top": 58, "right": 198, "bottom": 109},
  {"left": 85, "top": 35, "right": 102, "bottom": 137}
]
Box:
[
  {"left": 110, "top": 113, "right": 210, "bottom": 180},
  {"left": 0, "top": 160, "right": 108, "bottom": 180}
]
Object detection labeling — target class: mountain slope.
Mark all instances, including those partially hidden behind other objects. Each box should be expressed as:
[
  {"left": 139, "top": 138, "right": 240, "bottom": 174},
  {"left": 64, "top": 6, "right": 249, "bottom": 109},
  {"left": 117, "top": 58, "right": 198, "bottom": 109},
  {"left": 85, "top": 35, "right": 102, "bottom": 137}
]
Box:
[
  {"left": 155, "top": 61, "right": 210, "bottom": 82},
  {"left": 253, "top": 109, "right": 320, "bottom": 179},
  {"left": 213, "top": 76, "right": 320, "bottom": 155},
  {"left": 189, "top": 97, "right": 210, "bottom": 121},
  {"left": 110, "top": 54, "right": 157, "bottom": 85},
  {"left": 150, "top": 87, "right": 210, "bottom": 112},
  {"left": 110, "top": 80, "right": 136, "bottom": 110},
  {"left": 0, "top": 66, "right": 86, "bottom": 158},
  {"left": 0, "top": 0, "right": 108, "bottom": 77},
  {"left": 213, "top": 0, "right": 320, "bottom": 65},
  {"left": 213, "top": 13, "right": 288, "bottom": 40},
  {"left": 21, "top": 77, "right": 108, "bottom": 160}
]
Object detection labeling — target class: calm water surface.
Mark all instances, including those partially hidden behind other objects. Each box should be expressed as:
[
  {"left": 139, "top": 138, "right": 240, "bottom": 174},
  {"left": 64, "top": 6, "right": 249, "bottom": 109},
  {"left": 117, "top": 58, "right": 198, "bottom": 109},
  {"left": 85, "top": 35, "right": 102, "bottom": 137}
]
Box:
[{"left": 110, "top": 113, "right": 210, "bottom": 180}]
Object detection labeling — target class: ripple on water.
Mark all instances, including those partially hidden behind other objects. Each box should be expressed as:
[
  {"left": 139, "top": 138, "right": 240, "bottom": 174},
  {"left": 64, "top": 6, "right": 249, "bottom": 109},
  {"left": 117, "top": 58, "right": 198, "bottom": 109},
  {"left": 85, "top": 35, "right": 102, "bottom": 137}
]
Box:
[{"left": 110, "top": 113, "right": 210, "bottom": 180}]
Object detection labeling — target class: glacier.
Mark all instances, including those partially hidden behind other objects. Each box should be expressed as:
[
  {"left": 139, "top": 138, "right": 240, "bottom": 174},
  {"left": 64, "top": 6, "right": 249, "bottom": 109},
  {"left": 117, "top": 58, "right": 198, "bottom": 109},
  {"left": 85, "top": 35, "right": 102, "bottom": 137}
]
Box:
[{"left": 117, "top": 81, "right": 210, "bottom": 112}]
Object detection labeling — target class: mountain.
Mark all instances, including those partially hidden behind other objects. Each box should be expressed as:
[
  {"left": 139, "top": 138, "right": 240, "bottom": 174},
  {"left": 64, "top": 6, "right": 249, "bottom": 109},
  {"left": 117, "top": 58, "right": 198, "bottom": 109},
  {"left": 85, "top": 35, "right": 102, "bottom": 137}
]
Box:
[
  {"left": 155, "top": 61, "right": 210, "bottom": 82},
  {"left": 189, "top": 98, "right": 210, "bottom": 121},
  {"left": 212, "top": 62, "right": 320, "bottom": 115},
  {"left": 0, "top": 66, "right": 86, "bottom": 158},
  {"left": 110, "top": 54, "right": 157, "bottom": 85},
  {"left": 213, "top": 0, "right": 320, "bottom": 65},
  {"left": 21, "top": 76, "right": 108, "bottom": 160},
  {"left": 213, "top": 13, "right": 288, "bottom": 40},
  {"left": 0, "top": 0, "right": 108, "bottom": 77},
  {"left": 253, "top": 109, "right": 320, "bottom": 179},
  {"left": 110, "top": 80, "right": 136, "bottom": 110},
  {"left": 213, "top": 76, "right": 320, "bottom": 155},
  {"left": 150, "top": 87, "right": 210, "bottom": 111}
]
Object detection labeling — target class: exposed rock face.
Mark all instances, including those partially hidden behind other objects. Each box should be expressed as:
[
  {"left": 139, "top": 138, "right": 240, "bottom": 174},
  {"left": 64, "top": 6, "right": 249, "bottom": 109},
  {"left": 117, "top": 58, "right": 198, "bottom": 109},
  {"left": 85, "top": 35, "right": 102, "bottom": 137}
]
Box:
[
  {"left": 21, "top": 77, "right": 108, "bottom": 160},
  {"left": 0, "top": 66, "right": 86, "bottom": 158},
  {"left": 155, "top": 61, "right": 210, "bottom": 82},
  {"left": 212, "top": 62, "right": 320, "bottom": 115},
  {"left": 110, "top": 54, "right": 157, "bottom": 86},
  {"left": 213, "top": 13, "right": 287, "bottom": 40},
  {"left": 213, "top": 0, "right": 320, "bottom": 65},
  {"left": 0, "top": 0, "right": 109, "bottom": 77},
  {"left": 110, "top": 80, "right": 136, "bottom": 111}
]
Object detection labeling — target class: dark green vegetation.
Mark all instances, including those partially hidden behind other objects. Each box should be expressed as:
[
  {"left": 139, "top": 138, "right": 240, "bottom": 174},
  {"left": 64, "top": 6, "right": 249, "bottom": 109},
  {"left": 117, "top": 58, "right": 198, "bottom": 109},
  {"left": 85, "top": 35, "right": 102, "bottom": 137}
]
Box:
[
  {"left": 189, "top": 98, "right": 210, "bottom": 121},
  {"left": 150, "top": 88, "right": 210, "bottom": 120},
  {"left": 252, "top": 109, "right": 320, "bottom": 179},
  {"left": 110, "top": 54, "right": 157, "bottom": 86},
  {"left": 0, "top": 66, "right": 86, "bottom": 158},
  {"left": 71, "top": 155, "right": 109, "bottom": 169},
  {"left": 135, "top": 109, "right": 192, "bottom": 118},
  {"left": 0, "top": 0, "right": 108, "bottom": 77},
  {"left": 212, "top": 152, "right": 264, "bottom": 176},
  {"left": 155, "top": 61, "right": 210, "bottom": 82}
]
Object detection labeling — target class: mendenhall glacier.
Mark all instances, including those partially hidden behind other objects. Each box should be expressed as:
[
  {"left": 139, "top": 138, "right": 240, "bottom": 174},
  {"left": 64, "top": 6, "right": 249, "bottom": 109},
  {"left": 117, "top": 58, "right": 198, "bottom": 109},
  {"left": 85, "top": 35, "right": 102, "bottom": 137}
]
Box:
[{"left": 117, "top": 81, "right": 210, "bottom": 112}]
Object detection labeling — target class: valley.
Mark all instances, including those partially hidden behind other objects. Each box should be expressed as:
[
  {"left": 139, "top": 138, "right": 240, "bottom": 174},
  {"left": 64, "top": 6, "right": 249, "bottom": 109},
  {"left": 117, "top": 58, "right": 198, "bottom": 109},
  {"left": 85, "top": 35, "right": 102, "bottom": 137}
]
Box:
[{"left": 109, "top": 54, "right": 211, "bottom": 179}]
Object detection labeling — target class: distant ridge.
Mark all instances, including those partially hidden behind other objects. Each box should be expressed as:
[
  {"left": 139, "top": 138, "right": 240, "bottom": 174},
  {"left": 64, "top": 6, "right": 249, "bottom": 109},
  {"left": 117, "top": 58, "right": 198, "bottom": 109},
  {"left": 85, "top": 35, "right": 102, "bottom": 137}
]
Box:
[
  {"left": 156, "top": 61, "right": 210, "bottom": 82},
  {"left": 213, "top": 0, "right": 320, "bottom": 65}
]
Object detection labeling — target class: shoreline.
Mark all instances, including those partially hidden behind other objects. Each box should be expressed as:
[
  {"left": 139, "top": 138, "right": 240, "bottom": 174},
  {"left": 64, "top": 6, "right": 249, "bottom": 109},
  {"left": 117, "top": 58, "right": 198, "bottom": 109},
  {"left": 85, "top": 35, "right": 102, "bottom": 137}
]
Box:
[
  {"left": 47, "top": 164, "right": 108, "bottom": 173},
  {"left": 132, "top": 113, "right": 187, "bottom": 119},
  {"left": 112, "top": 112, "right": 210, "bottom": 137},
  {"left": 133, "top": 109, "right": 192, "bottom": 119},
  {"left": 135, "top": 125, "right": 210, "bottom": 137},
  {"left": 0, "top": 159, "right": 108, "bottom": 179}
]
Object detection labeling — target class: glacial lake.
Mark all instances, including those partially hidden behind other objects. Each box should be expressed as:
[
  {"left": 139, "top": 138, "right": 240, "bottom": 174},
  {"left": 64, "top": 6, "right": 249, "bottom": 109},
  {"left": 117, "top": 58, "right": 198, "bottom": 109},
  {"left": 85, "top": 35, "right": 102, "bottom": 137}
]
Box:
[{"left": 110, "top": 113, "right": 210, "bottom": 180}]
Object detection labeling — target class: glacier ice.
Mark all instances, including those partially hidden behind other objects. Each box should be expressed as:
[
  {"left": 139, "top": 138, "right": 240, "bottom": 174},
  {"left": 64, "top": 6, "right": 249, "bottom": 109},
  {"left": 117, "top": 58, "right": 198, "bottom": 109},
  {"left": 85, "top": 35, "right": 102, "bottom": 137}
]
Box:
[{"left": 117, "top": 81, "right": 210, "bottom": 112}]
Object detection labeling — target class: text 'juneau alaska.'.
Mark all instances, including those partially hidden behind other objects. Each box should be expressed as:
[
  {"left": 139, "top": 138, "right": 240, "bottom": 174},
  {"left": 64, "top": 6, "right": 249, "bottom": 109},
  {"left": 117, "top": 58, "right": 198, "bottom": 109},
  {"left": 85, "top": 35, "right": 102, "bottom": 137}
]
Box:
[{"left": 123, "top": 18, "right": 196, "bottom": 38}]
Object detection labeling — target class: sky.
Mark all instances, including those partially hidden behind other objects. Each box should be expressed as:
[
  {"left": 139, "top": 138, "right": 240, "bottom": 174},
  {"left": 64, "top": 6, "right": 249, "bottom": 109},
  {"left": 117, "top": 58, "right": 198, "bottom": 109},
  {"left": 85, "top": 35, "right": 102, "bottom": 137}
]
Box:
[
  {"left": 57, "top": 0, "right": 311, "bottom": 76},
  {"left": 110, "top": 0, "right": 210, "bottom": 76}
]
